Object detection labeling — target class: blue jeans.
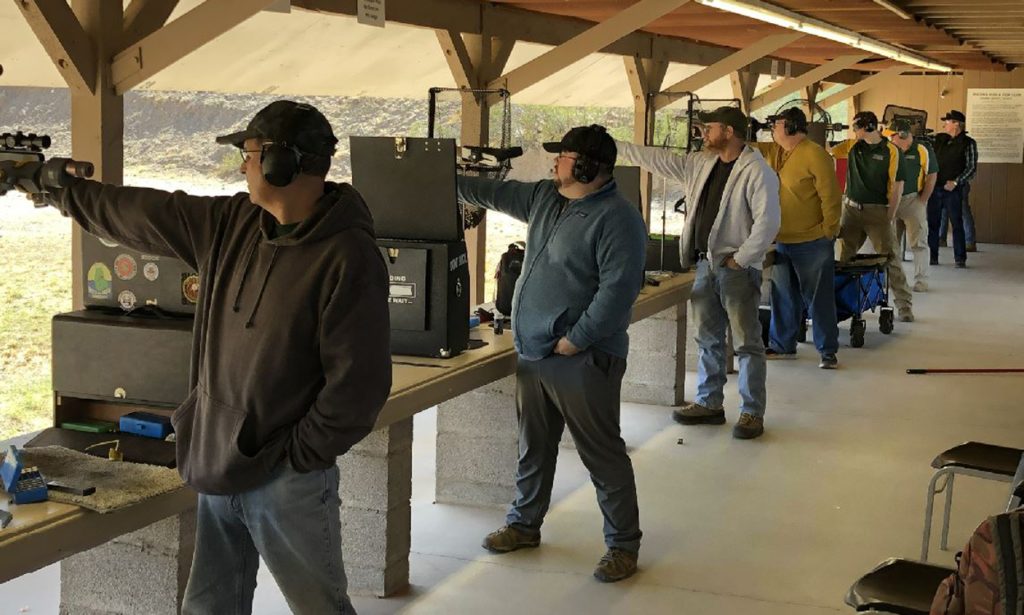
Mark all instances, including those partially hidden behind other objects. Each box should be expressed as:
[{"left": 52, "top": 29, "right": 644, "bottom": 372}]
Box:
[
  {"left": 929, "top": 186, "right": 967, "bottom": 264},
  {"left": 690, "top": 259, "right": 767, "bottom": 417},
  {"left": 182, "top": 462, "right": 355, "bottom": 615},
  {"left": 939, "top": 182, "right": 975, "bottom": 245},
  {"left": 769, "top": 238, "right": 838, "bottom": 356}
]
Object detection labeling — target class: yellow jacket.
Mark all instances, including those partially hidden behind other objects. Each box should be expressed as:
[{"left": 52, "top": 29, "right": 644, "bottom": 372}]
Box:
[{"left": 752, "top": 139, "right": 842, "bottom": 243}]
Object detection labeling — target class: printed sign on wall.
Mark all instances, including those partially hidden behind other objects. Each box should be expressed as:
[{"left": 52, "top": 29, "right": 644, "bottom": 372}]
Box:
[{"left": 966, "top": 89, "right": 1024, "bottom": 164}]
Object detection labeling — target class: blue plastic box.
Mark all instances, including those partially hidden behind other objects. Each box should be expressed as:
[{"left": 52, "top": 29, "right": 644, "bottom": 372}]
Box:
[{"left": 119, "top": 412, "right": 173, "bottom": 440}]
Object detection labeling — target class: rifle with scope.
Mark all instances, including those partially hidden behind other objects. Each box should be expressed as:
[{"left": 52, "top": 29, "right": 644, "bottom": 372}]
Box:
[{"left": 0, "top": 131, "right": 95, "bottom": 204}]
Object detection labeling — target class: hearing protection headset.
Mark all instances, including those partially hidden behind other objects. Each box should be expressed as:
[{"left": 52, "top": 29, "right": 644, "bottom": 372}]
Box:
[
  {"left": 852, "top": 112, "right": 878, "bottom": 133},
  {"left": 571, "top": 125, "right": 606, "bottom": 184},
  {"left": 259, "top": 142, "right": 305, "bottom": 188}
]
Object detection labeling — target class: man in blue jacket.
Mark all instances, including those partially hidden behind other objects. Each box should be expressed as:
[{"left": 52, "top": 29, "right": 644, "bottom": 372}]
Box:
[
  {"left": 617, "top": 106, "right": 781, "bottom": 439},
  {"left": 457, "top": 125, "right": 648, "bottom": 583}
]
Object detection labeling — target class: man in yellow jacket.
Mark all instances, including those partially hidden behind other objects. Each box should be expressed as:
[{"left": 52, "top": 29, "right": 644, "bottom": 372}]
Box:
[
  {"left": 752, "top": 108, "right": 842, "bottom": 369},
  {"left": 830, "top": 111, "right": 913, "bottom": 322}
]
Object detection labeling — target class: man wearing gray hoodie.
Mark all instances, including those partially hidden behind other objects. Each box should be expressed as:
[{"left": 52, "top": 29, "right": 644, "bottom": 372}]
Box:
[
  {"left": 617, "top": 106, "right": 781, "bottom": 439},
  {"left": 457, "top": 125, "right": 648, "bottom": 583},
  {"left": 33, "top": 101, "right": 392, "bottom": 615}
]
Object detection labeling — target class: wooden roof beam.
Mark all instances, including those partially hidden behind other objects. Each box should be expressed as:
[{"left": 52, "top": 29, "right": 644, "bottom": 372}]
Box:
[
  {"left": 112, "top": 0, "right": 280, "bottom": 95},
  {"left": 16, "top": 0, "right": 96, "bottom": 94},
  {"left": 654, "top": 32, "right": 804, "bottom": 111},
  {"left": 818, "top": 65, "right": 910, "bottom": 109},
  {"left": 122, "top": 0, "right": 180, "bottom": 48},
  {"left": 488, "top": 0, "right": 693, "bottom": 95},
  {"left": 750, "top": 54, "right": 868, "bottom": 112}
]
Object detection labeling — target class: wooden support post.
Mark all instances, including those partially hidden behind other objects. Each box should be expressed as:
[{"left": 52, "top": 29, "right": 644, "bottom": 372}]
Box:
[
  {"left": 625, "top": 54, "right": 669, "bottom": 227},
  {"left": 730, "top": 69, "right": 759, "bottom": 114},
  {"left": 437, "top": 31, "right": 516, "bottom": 304}
]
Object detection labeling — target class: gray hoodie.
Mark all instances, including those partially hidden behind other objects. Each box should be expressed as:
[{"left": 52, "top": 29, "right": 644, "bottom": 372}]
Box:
[
  {"left": 49, "top": 180, "right": 392, "bottom": 494},
  {"left": 616, "top": 142, "right": 781, "bottom": 271},
  {"left": 457, "top": 177, "right": 647, "bottom": 361}
]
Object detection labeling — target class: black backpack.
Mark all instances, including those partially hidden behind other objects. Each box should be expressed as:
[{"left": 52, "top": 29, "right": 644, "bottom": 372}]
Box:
[{"left": 494, "top": 241, "right": 525, "bottom": 317}]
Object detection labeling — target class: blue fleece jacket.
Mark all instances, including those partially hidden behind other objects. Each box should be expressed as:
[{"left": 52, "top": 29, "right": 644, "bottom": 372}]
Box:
[{"left": 457, "top": 176, "right": 647, "bottom": 361}]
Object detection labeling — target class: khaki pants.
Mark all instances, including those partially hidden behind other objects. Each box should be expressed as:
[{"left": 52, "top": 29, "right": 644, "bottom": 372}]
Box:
[
  {"left": 837, "top": 202, "right": 913, "bottom": 311},
  {"left": 894, "top": 193, "right": 929, "bottom": 286}
]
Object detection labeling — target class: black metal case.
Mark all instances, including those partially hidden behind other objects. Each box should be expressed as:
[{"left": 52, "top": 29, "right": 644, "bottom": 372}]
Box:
[
  {"left": 52, "top": 309, "right": 193, "bottom": 406},
  {"left": 379, "top": 239, "right": 469, "bottom": 358}
]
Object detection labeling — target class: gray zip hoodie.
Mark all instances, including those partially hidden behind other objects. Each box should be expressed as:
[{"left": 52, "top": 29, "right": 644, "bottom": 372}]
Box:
[
  {"left": 616, "top": 142, "right": 781, "bottom": 271},
  {"left": 457, "top": 177, "right": 647, "bottom": 361},
  {"left": 48, "top": 180, "right": 392, "bottom": 494}
]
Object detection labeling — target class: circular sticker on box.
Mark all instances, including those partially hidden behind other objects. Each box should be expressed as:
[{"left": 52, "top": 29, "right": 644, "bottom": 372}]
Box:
[
  {"left": 143, "top": 262, "right": 159, "bottom": 281},
  {"left": 98, "top": 236, "right": 119, "bottom": 248},
  {"left": 182, "top": 273, "right": 200, "bottom": 304},
  {"left": 114, "top": 254, "right": 137, "bottom": 281},
  {"left": 87, "top": 262, "right": 113, "bottom": 299},
  {"left": 118, "top": 290, "right": 137, "bottom": 311}
]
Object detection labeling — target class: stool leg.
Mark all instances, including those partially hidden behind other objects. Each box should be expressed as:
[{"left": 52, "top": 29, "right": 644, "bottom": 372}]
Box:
[
  {"left": 940, "top": 474, "right": 955, "bottom": 551},
  {"left": 922, "top": 470, "right": 947, "bottom": 561}
]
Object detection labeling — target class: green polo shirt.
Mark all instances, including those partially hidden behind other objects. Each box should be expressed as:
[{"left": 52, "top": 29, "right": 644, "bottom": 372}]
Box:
[
  {"left": 831, "top": 138, "right": 906, "bottom": 205},
  {"left": 898, "top": 140, "right": 939, "bottom": 195}
]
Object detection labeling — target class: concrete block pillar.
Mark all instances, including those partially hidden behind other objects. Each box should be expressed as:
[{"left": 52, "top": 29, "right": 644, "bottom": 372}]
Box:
[
  {"left": 60, "top": 512, "right": 196, "bottom": 615},
  {"left": 435, "top": 375, "right": 518, "bottom": 508},
  {"left": 338, "top": 418, "right": 413, "bottom": 597},
  {"left": 622, "top": 304, "right": 687, "bottom": 406}
]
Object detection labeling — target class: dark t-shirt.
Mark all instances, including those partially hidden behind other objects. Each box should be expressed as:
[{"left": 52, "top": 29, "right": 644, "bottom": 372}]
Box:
[{"left": 692, "top": 158, "right": 737, "bottom": 255}]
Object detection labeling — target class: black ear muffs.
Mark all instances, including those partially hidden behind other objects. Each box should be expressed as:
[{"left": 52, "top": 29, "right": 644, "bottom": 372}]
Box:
[
  {"left": 260, "top": 143, "right": 302, "bottom": 187},
  {"left": 572, "top": 154, "right": 601, "bottom": 184}
]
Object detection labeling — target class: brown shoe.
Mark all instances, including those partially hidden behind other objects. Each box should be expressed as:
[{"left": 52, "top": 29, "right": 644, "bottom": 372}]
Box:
[
  {"left": 966, "top": 243, "right": 977, "bottom": 253},
  {"left": 732, "top": 413, "right": 764, "bottom": 439},
  {"left": 672, "top": 402, "right": 726, "bottom": 425},
  {"left": 593, "top": 548, "right": 638, "bottom": 583},
  {"left": 482, "top": 525, "right": 540, "bottom": 553}
]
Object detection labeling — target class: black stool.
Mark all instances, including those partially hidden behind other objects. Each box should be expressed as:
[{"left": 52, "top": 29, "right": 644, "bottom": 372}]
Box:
[{"left": 844, "top": 557, "right": 954, "bottom": 614}]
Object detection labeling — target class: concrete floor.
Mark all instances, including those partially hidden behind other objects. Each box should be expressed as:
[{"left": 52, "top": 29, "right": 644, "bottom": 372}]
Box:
[{"left": 2, "top": 243, "right": 1022, "bottom": 614}]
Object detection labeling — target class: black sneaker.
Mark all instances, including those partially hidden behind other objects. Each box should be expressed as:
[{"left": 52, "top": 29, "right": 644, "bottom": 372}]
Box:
[
  {"left": 671, "top": 402, "right": 726, "bottom": 425},
  {"left": 819, "top": 354, "right": 838, "bottom": 370},
  {"left": 955, "top": 262, "right": 967, "bottom": 269},
  {"left": 482, "top": 525, "right": 541, "bottom": 553},
  {"left": 930, "top": 257, "right": 939, "bottom": 266},
  {"left": 765, "top": 348, "right": 797, "bottom": 360},
  {"left": 732, "top": 413, "right": 764, "bottom": 439},
  {"left": 593, "top": 548, "right": 638, "bottom": 583}
]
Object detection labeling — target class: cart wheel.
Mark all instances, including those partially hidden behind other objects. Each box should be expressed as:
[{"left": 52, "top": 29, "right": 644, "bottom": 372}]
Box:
[
  {"left": 797, "top": 318, "right": 808, "bottom": 344},
  {"left": 850, "top": 319, "right": 866, "bottom": 348},
  {"left": 879, "top": 309, "right": 894, "bottom": 334}
]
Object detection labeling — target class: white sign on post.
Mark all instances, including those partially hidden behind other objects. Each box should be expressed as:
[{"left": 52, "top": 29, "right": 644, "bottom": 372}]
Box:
[
  {"left": 358, "top": 0, "right": 385, "bottom": 28},
  {"left": 966, "top": 88, "right": 1024, "bottom": 164}
]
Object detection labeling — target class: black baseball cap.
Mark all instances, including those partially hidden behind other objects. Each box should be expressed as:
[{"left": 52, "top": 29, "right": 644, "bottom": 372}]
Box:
[
  {"left": 765, "top": 107, "right": 808, "bottom": 131},
  {"left": 852, "top": 111, "right": 879, "bottom": 130},
  {"left": 216, "top": 100, "right": 338, "bottom": 157},
  {"left": 697, "top": 106, "right": 748, "bottom": 136},
  {"left": 941, "top": 110, "right": 966, "bottom": 123},
  {"left": 542, "top": 125, "right": 617, "bottom": 165}
]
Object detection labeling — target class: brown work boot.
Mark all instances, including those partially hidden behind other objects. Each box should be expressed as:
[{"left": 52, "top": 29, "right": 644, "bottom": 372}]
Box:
[
  {"left": 732, "top": 413, "right": 764, "bottom": 439},
  {"left": 671, "top": 402, "right": 726, "bottom": 425},
  {"left": 593, "top": 548, "right": 638, "bottom": 583},
  {"left": 482, "top": 525, "right": 541, "bottom": 553}
]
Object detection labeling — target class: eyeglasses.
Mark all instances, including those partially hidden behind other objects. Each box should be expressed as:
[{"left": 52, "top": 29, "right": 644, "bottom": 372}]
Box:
[
  {"left": 555, "top": 154, "right": 578, "bottom": 162},
  {"left": 238, "top": 142, "right": 275, "bottom": 163}
]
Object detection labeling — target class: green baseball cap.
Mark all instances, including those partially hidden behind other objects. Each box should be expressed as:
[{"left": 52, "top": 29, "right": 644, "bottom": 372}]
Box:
[{"left": 697, "top": 105, "right": 748, "bottom": 137}]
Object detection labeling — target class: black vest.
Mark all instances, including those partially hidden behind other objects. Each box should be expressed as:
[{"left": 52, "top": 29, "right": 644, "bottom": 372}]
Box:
[{"left": 933, "top": 132, "right": 975, "bottom": 184}]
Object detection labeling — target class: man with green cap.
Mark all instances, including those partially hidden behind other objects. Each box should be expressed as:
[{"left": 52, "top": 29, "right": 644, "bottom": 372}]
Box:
[
  {"left": 885, "top": 118, "right": 938, "bottom": 292},
  {"left": 616, "top": 106, "right": 780, "bottom": 439}
]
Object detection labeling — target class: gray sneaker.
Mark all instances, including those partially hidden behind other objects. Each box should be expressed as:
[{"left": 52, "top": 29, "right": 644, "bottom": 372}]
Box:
[
  {"left": 765, "top": 348, "right": 797, "bottom": 360},
  {"left": 913, "top": 281, "right": 928, "bottom": 292},
  {"left": 482, "top": 525, "right": 540, "bottom": 553},
  {"left": 593, "top": 548, "right": 638, "bottom": 583},
  {"left": 672, "top": 402, "right": 726, "bottom": 425},
  {"left": 819, "top": 354, "right": 838, "bottom": 370},
  {"left": 898, "top": 308, "right": 915, "bottom": 322},
  {"left": 732, "top": 413, "right": 764, "bottom": 439}
]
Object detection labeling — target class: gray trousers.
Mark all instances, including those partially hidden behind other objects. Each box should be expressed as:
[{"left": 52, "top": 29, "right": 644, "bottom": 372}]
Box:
[{"left": 506, "top": 348, "right": 642, "bottom": 553}]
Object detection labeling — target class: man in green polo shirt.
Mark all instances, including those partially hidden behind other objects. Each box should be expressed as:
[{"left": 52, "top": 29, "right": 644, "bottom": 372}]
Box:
[
  {"left": 885, "top": 118, "right": 938, "bottom": 292},
  {"left": 830, "top": 111, "right": 913, "bottom": 322}
]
